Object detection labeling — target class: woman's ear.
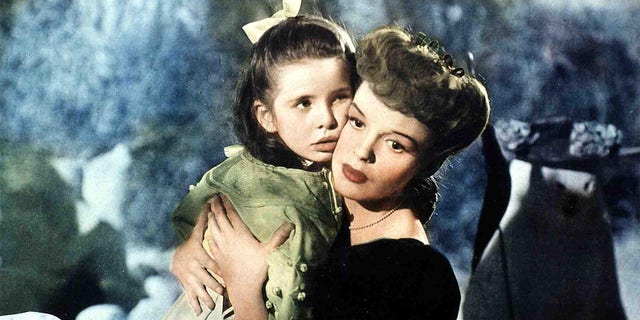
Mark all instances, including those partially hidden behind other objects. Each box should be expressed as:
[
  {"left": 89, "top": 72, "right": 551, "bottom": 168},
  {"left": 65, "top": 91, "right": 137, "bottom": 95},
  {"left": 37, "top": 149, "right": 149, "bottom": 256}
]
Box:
[{"left": 253, "top": 100, "right": 277, "bottom": 133}]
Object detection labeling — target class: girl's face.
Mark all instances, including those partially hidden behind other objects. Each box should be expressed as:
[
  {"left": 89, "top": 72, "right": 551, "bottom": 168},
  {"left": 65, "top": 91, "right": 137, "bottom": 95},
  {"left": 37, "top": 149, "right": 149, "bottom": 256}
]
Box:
[
  {"left": 257, "top": 57, "right": 353, "bottom": 164},
  {"left": 332, "top": 81, "right": 432, "bottom": 205}
]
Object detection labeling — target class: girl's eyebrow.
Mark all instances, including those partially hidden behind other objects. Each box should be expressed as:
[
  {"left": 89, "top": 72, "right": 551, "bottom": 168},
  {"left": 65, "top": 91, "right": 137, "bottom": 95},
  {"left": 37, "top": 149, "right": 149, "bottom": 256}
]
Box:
[
  {"left": 286, "top": 87, "right": 351, "bottom": 104},
  {"left": 334, "top": 86, "right": 352, "bottom": 94},
  {"left": 285, "top": 94, "right": 312, "bottom": 104}
]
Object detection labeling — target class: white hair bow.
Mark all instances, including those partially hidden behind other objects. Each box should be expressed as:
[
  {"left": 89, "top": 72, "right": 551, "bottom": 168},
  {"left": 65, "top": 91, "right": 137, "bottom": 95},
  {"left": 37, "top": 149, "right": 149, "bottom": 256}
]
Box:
[{"left": 242, "top": 0, "right": 302, "bottom": 44}]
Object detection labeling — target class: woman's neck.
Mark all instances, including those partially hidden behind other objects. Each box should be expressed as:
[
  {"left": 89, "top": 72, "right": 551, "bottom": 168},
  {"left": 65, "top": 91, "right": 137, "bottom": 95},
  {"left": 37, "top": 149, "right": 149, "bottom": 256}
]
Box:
[{"left": 344, "top": 197, "right": 429, "bottom": 246}]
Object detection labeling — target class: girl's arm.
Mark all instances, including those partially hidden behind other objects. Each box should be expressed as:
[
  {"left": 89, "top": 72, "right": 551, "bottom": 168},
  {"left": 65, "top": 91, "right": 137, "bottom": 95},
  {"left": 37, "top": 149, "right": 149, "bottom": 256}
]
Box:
[
  {"left": 206, "top": 194, "right": 293, "bottom": 320},
  {"left": 170, "top": 210, "right": 224, "bottom": 314}
]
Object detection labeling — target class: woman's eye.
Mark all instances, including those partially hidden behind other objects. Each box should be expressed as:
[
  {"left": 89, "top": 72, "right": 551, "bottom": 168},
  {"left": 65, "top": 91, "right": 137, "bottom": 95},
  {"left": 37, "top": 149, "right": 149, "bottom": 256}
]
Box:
[
  {"left": 386, "top": 139, "right": 405, "bottom": 152},
  {"left": 296, "top": 100, "right": 312, "bottom": 108},
  {"left": 349, "top": 117, "right": 364, "bottom": 128}
]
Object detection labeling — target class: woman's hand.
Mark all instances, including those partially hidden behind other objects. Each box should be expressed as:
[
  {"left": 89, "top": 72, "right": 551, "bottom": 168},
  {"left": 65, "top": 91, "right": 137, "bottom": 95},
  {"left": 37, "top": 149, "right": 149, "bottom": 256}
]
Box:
[
  {"left": 170, "top": 209, "right": 225, "bottom": 315},
  {"left": 206, "top": 194, "right": 293, "bottom": 320}
]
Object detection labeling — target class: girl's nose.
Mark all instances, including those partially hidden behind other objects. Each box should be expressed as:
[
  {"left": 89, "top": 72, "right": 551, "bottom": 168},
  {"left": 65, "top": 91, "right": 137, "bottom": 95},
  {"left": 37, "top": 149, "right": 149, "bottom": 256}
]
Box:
[{"left": 316, "top": 104, "right": 338, "bottom": 130}]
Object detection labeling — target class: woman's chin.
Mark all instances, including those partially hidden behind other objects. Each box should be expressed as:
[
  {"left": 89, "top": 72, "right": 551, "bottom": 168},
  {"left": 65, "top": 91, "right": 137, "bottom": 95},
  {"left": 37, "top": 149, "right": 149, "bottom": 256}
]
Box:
[{"left": 334, "top": 182, "right": 373, "bottom": 202}]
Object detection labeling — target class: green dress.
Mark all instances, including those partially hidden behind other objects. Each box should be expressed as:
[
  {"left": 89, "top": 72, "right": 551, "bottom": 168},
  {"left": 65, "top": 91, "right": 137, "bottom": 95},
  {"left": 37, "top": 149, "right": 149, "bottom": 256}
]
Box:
[{"left": 163, "top": 146, "right": 342, "bottom": 320}]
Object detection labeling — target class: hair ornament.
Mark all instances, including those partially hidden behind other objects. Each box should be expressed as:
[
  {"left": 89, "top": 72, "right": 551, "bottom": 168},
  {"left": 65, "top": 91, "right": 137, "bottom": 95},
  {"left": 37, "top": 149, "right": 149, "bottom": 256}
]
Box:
[
  {"left": 242, "top": 0, "right": 302, "bottom": 44},
  {"left": 410, "top": 30, "right": 466, "bottom": 77},
  {"left": 428, "top": 39, "right": 441, "bottom": 51},
  {"left": 451, "top": 67, "right": 465, "bottom": 77},
  {"left": 410, "top": 31, "right": 429, "bottom": 47},
  {"left": 443, "top": 54, "right": 454, "bottom": 67},
  {"left": 431, "top": 42, "right": 466, "bottom": 77}
]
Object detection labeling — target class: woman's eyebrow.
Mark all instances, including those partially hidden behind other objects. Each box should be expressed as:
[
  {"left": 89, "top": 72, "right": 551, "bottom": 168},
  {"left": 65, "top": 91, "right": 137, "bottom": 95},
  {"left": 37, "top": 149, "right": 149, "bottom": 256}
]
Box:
[
  {"left": 391, "top": 130, "right": 419, "bottom": 147},
  {"left": 350, "top": 102, "right": 365, "bottom": 118},
  {"left": 352, "top": 101, "right": 420, "bottom": 147}
]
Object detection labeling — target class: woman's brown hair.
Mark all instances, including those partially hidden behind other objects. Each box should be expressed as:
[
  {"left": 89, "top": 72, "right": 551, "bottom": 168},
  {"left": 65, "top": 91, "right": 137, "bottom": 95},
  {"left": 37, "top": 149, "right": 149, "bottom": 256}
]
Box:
[{"left": 357, "top": 26, "right": 491, "bottom": 221}]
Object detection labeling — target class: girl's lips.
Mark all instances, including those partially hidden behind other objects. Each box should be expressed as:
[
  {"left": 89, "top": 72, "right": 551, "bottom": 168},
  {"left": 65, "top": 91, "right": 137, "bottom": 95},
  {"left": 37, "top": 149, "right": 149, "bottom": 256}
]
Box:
[
  {"left": 342, "top": 163, "right": 367, "bottom": 183},
  {"left": 312, "top": 140, "right": 337, "bottom": 152}
]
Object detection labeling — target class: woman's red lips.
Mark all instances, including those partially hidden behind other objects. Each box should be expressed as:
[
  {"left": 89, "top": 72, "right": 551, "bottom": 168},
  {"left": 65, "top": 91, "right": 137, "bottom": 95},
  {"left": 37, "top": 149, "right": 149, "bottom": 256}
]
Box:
[{"left": 342, "top": 164, "right": 367, "bottom": 183}]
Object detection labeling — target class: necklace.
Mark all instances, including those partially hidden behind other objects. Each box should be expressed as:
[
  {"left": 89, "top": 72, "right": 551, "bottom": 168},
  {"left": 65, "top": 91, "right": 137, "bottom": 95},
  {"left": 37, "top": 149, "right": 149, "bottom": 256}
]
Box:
[{"left": 349, "top": 200, "right": 403, "bottom": 231}]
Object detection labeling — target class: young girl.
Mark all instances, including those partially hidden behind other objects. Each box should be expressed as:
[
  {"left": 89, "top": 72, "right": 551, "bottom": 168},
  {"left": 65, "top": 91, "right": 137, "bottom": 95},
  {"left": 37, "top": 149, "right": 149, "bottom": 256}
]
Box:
[
  {"left": 204, "top": 26, "right": 491, "bottom": 320},
  {"left": 163, "top": 15, "right": 357, "bottom": 320}
]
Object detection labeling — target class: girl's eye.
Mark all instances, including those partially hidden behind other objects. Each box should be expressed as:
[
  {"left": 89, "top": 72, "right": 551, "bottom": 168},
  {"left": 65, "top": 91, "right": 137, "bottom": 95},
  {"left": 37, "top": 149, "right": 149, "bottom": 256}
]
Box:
[
  {"left": 385, "top": 139, "right": 405, "bottom": 152},
  {"left": 334, "top": 94, "right": 352, "bottom": 102},
  {"left": 349, "top": 117, "right": 364, "bottom": 129},
  {"left": 331, "top": 95, "right": 352, "bottom": 108},
  {"left": 296, "top": 99, "right": 312, "bottom": 109}
]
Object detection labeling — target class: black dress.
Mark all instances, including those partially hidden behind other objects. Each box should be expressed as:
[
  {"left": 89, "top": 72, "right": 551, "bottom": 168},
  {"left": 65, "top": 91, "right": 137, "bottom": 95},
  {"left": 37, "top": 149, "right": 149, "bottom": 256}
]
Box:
[{"left": 314, "top": 231, "right": 461, "bottom": 320}]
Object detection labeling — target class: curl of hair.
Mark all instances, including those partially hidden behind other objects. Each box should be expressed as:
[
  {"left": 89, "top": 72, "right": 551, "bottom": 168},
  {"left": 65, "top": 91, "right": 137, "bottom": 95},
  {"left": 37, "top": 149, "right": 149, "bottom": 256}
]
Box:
[
  {"left": 233, "top": 15, "right": 357, "bottom": 168},
  {"left": 356, "top": 26, "right": 490, "bottom": 220},
  {"left": 405, "top": 175, "right": 439, "bottom": 223}
]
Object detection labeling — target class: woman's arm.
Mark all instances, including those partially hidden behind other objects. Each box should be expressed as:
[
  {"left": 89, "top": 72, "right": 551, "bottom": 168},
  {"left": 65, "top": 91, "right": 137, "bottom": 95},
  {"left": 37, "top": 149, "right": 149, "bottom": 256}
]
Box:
[
  {"left": 206, "top": 195, "right": 293, "bottom": 320},
  {"left": 170, "top": 175, "right": 228, "bottom": 314},
  {"left": 170, "top": 209, "right": 224, "bottom": 315}
]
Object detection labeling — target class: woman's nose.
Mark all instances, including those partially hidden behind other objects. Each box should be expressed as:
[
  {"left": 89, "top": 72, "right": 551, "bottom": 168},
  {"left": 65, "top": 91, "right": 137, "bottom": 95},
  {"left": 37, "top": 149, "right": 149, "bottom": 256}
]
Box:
[{"left": 354, "top": 138, "right": 376, "bottom": 163}]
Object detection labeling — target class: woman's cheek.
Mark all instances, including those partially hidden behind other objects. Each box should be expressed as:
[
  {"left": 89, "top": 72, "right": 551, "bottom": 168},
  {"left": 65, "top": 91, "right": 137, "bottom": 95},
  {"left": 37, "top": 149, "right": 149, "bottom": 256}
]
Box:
[
  {"left": 382, "top": 159, "right": 417, "bottom": 190},
  {"left": 339, "top": 129, "right": 357, "bottom": 154}
]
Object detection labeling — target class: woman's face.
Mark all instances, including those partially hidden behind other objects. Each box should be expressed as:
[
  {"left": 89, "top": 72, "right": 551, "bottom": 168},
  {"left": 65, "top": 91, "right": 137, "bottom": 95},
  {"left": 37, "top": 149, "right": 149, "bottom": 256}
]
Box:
[{"left": 332, "top": 81, "right": 432, "bottom": 205}]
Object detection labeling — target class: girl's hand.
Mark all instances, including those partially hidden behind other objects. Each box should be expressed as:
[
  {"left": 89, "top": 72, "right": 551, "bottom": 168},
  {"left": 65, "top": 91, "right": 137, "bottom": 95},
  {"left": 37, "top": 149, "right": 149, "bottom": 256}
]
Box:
[
  {"left": 170, "top": 209, "right": 225, "bottom": 315},
  {"left": 206, "top": 194, "right": 293, "bottom": 319}
]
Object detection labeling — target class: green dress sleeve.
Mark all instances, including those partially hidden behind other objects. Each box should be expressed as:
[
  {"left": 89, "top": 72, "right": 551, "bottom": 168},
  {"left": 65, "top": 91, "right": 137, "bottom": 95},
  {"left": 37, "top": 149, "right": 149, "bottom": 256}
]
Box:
[{"left": 171, "top": 172, "right": 220, "bottom": 242}]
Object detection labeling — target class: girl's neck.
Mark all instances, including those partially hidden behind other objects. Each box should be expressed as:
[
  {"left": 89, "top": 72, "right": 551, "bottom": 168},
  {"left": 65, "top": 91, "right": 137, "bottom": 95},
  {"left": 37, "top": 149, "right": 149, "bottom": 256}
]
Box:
[
  {"left": 300, "top": 158, "right": 331, "bottom": 172},
  {"left": 344, "top": 197, "right": 429, "bottom": 246}
]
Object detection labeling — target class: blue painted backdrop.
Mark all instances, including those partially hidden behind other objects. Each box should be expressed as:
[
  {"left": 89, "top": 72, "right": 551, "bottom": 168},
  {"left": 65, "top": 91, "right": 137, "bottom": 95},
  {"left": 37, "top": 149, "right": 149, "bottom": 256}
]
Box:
[{"left": 0, "top": 0, "right": 638, "bottom": 319}]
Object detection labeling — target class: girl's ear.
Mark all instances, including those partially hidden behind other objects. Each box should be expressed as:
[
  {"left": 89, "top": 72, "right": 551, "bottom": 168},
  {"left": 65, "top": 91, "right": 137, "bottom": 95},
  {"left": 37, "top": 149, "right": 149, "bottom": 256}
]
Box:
[{"left": 253, "top": 100, "right": 277, "bottom": 133}]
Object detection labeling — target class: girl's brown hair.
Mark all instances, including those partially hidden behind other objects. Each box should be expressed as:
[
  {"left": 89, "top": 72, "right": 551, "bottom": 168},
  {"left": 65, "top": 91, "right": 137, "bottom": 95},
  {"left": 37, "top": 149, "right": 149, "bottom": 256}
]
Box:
[{"left": 233, "top": 15, "right": 357, "bottom": 168}]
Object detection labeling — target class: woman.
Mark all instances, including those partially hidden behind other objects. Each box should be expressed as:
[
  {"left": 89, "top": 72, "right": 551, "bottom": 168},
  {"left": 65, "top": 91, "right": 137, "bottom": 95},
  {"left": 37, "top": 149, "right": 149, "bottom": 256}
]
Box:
[{"left": 205, "top": 26, "right": 490, "bottom": 319}]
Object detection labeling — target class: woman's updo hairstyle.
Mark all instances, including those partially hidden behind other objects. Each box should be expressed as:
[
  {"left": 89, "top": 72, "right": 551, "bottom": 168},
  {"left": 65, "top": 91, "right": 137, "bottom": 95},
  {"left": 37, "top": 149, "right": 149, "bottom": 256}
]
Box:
[{"left": 356, "top": 26, "right": 490, "bottom": 222}]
